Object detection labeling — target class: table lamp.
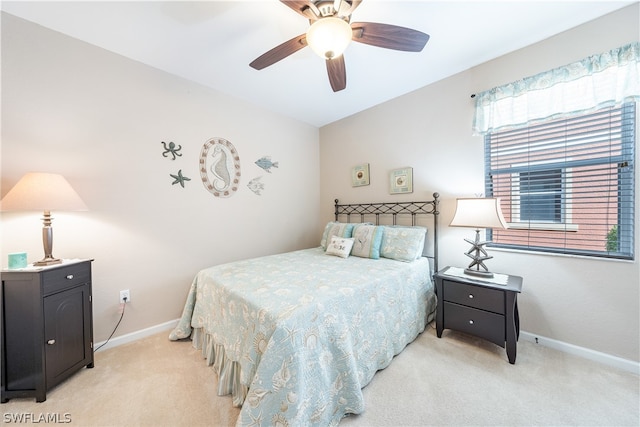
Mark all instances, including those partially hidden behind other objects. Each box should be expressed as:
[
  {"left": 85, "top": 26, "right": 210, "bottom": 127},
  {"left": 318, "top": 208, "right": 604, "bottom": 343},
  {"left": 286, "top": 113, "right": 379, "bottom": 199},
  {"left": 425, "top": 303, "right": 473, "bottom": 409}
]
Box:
[
  {"left": 449, "top": 197, "right": 508, "bottom": 278},
  {"left": 1, "top": 172, "right": 88, "bottom": 266}
]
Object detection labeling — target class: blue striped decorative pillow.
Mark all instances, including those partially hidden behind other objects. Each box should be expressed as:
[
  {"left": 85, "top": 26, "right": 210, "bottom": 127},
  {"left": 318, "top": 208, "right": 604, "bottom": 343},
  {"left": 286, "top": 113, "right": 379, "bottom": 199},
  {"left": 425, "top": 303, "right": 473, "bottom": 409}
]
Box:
[
  {"left": 351, "top": 224, "right": 384, "bottom": 259},
  {"left": 320, "top": 222, "right": 355, "bottom": 250}
]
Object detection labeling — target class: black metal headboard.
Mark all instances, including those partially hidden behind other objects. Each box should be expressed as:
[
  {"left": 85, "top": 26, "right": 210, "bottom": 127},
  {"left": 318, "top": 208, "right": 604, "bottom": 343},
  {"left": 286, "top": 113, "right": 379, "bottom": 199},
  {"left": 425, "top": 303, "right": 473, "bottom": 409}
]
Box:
[{"left": 334, "top": 192, "right": 440, "bottom": 273}]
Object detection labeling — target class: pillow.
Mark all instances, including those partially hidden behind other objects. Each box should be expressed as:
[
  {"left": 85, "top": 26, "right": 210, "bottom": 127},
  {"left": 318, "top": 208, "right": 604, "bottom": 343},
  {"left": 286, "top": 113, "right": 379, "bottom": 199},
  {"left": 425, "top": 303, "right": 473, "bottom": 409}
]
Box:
[
  {"left": 380, "top": 226, "right": 427, "bottom": 262},
  {"left": 351, "top": 224, "right": 384, "bottom": 259},
  {"left": 325, "top": 236, "right": 355, "bottom": 258},
  {"left": 320, "top": 222, "right": 355, "bottom": 249}
]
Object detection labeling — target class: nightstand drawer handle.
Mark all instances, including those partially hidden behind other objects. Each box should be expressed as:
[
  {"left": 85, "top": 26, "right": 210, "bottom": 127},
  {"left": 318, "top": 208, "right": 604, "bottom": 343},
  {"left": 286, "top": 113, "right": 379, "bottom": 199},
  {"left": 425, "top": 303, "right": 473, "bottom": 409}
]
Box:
[
  {"left": 66, "top": 275, "right": 74, "bottom": 280},
  {"left": 469, "top": 320, "right": 474, "bottom": 325},
  {"left": 468, "top": 294, "right": 474, "bottom": 299},
  {"left": 47, "top": 339, "right": 56, "bottom": 345}
]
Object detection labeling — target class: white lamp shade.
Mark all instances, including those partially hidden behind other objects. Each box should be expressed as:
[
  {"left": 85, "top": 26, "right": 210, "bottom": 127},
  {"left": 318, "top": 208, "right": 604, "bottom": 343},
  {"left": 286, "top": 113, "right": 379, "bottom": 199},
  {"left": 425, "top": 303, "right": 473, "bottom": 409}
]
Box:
[
  {"left": 306, "top": 17, "right": 353, "bottom": 60},
  {"left": 449, "top": 198, "right": 508, "bottom": 229},
  {"left": 1, "top": 172, "right": 88, "bottom": 212}
]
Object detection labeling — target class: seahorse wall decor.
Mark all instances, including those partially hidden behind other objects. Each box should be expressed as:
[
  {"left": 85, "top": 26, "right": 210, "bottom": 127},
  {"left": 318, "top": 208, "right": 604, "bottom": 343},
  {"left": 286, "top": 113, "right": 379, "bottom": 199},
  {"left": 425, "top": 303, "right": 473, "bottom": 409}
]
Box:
[{"left": 199, "top": 137, "right": 241, "bottom": 198}]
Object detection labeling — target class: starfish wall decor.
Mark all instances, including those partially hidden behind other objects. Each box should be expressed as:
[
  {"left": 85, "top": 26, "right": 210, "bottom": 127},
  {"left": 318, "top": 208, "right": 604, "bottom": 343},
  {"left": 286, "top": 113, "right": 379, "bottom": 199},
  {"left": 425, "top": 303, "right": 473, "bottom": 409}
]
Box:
[{"left": 170, "top": 169, "right": 191, "bottom": 188}]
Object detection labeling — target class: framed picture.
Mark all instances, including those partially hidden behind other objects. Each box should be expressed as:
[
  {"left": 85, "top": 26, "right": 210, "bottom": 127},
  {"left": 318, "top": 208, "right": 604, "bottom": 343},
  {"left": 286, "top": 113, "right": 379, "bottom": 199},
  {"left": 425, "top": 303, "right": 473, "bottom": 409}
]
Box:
[
  {"left": 389, "top": 167, "right": 413, "bottom": 194},
  {"left": 352, "top": 163, "right": 370, "bottom": 187}
]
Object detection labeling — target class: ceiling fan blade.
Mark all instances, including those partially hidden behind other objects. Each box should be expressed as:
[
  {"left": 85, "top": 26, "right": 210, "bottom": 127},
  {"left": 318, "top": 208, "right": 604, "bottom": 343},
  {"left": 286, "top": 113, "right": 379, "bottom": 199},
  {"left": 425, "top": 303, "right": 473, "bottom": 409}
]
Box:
[
  {"left": 250, "top": 34, "right": 308, "bottom": 70},
  {"left": 280, "top": 0, "right": 319, "bottom": 20},
  {"left": 326, "top": 56, "right": 346, "bottom": 92},
  {"left": 351, "top": 22, "right": 430, "bottom": 52}
]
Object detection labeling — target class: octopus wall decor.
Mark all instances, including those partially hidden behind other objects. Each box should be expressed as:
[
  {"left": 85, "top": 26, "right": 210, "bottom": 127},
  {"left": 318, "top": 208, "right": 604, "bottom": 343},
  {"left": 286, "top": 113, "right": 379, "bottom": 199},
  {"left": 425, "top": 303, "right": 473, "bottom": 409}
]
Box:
[
  {"left": 161, "top": 141, "right": 182, "bottom": 160},
  {"left": 199, "top": 137, "right": 241, "bottom": 198}
]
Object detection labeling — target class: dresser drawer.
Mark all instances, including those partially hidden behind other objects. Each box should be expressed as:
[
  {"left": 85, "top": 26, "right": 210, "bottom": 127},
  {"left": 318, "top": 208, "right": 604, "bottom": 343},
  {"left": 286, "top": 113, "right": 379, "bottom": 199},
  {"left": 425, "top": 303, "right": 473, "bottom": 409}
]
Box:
[
  {"left": 443, "top": 302, "right": 505, "bottom": 346},
  {"left": 42, "top": 262, "right": 91, "bottom": 296},
  {"left": 442, "top": 279, "right": 504, "bottom": 314}
]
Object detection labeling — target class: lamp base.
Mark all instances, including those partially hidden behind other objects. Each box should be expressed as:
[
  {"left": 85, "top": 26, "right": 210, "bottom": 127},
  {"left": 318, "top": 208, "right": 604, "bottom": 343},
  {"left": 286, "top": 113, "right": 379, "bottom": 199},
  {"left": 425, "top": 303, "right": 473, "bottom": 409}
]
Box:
[
  {"left": 462, "top": 229, "right": 494, "bottom": 278},
  {"left": 464, "top": 268, "right": 494, "bottom": 278},
  {"left": 34, "top": 257, "right": 62, "bottom": 266}
]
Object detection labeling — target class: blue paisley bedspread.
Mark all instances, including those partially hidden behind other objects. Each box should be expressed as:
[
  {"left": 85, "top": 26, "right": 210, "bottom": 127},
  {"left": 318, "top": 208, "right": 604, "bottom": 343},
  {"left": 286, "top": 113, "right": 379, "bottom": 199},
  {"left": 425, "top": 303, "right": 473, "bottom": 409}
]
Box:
[{"left": 169, "top": 247, "right": 436, "bottom": 427}]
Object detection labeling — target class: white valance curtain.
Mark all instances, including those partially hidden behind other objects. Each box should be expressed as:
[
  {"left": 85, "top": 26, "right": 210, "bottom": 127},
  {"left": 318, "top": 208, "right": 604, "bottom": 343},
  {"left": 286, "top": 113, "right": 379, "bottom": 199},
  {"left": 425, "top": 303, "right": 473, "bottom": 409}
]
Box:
[{"left": 472, "top": 42, "right": 640, "bottom": 135}]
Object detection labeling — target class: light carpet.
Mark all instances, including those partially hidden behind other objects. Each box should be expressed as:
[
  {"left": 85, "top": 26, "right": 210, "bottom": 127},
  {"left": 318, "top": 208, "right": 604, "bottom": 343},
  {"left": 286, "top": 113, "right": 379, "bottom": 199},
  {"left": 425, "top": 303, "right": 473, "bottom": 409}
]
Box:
[{"left": 2, "top": 325, "right": 638, "bottom": 426}]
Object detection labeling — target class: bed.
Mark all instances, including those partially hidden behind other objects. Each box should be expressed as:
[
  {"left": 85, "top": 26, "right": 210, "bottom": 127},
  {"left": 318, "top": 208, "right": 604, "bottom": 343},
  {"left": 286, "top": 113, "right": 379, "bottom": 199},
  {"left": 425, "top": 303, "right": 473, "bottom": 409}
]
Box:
[{"left": 169, "top": 194, "right": 440, "bottom": 426}]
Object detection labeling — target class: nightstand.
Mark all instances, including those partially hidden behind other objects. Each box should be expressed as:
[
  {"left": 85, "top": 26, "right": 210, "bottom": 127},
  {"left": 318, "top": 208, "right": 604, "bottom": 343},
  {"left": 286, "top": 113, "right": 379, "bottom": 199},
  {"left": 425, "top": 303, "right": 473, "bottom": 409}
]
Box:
[
  {"left": 434, "top": 266, "right": 523, "bottom": 364},
  {"left": 1, "top": 259, "right": 94, "bottom": 403}
]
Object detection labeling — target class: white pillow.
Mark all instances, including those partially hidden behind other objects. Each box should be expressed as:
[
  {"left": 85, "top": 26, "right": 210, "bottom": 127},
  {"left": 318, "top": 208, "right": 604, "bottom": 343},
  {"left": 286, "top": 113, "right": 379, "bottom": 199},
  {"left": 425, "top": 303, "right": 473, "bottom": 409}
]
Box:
[{"left": 325, "top": 236, "right": 355, "bottom": 258}]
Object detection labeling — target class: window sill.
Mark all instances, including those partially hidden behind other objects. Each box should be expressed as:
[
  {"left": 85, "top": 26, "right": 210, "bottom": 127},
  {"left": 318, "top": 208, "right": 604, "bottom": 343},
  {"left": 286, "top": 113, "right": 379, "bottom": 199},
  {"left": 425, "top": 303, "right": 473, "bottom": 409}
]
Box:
[
  {"left": 506, "top": 222, "right": 579, "bottom": 232},
  {"left": 488, "top": 246, "right": 634, "bottom": 263}
]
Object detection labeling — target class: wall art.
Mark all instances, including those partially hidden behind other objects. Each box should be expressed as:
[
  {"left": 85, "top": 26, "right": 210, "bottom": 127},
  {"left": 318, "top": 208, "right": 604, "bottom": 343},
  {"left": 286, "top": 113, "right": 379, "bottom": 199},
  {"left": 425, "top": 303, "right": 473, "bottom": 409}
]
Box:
[
  {"left": 170, "top": 169, "right": 190, "bottom": 188},
  {"left": 255, "top": 156, "right": 279, "bottom": 173},
  {"left": 389, "top": 167, "right": 413, "bottom": 194},
  {"left": 247, "top": 176, "right": 265, "bottom": 195},
  {"left": 161, "top": 141, "right": 182, "bottom": 160},
  {"left": 200, "top": 137, "right": 241, "bottom": 198},
  {"left": 352, "top": 163, "right": 370, "bottom": 187}
]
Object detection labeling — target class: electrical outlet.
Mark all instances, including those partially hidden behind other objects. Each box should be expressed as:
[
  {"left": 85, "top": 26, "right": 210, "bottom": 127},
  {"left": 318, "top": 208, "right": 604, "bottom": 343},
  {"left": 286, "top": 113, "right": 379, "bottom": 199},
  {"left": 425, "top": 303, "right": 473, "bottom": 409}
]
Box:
[{"left": 119, "top": 289, "right": 130, "bottom": 304}]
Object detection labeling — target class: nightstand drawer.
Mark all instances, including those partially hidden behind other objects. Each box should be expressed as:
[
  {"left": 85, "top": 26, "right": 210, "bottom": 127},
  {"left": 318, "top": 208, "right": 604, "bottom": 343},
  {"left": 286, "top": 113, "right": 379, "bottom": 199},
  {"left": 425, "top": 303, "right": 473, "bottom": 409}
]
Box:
[
  {"left": 442, "top": 279, "right": 504, "bottom": 314},
  {"left": 42, "top": 262, "right": 91, "bottom": 296},
  {"left": 443, "top": 302, "right": 505, "bottom": 346}
]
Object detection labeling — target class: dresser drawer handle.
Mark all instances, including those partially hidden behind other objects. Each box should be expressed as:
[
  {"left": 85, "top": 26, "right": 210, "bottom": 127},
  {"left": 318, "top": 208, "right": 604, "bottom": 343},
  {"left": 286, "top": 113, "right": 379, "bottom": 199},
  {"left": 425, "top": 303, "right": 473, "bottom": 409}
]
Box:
[
  {"left": 468, "top": 294, "right": 474, "bottom": 299},
  {"left": 47, "top": 339, "right": 56, "bottom": 345},
  {"left": 469, "top": 320, "right": 474, "bottom": 325},
  {"left": 66, "top": 275, "right": 74, "bottom": 280}
]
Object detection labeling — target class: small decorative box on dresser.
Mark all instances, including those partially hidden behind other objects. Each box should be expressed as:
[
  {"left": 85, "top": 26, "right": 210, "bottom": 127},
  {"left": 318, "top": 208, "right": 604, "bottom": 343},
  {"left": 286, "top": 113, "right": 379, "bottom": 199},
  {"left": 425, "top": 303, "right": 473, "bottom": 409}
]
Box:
[
  {"left": 434, "top": 266, "right": 523, "bottom": 364},
  {"left": 1, "top": 259, "right": 94, "bottom": 403}
]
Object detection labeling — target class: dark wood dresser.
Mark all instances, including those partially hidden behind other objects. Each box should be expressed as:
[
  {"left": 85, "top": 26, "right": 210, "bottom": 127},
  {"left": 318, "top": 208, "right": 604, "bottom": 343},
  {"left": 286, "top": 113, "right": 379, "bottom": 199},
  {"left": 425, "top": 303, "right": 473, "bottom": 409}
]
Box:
[{"left": 1, "top": 259, "right": 94, "bottom": 402}]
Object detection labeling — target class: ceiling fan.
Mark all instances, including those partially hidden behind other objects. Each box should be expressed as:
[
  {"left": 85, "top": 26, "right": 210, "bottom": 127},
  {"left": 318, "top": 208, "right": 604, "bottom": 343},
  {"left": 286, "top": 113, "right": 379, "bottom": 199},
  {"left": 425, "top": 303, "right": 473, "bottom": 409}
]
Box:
[{"left": 249, "top": 0, "right": 430, "bottom": 92}]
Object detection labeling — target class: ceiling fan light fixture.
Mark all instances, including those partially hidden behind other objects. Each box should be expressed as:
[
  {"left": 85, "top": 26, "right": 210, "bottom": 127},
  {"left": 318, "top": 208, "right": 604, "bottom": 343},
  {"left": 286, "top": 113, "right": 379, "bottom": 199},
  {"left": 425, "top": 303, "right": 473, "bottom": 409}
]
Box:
[{"left": 306, "top": 17, "right": 352, "bottom": 60}]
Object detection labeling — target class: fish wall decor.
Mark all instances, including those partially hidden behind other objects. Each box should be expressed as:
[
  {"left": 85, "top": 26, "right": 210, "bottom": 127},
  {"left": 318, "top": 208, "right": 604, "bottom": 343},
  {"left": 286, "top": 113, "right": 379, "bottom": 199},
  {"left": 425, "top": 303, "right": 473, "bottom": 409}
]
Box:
[
  {"left": 247, "top": 176, "right": 265, "bottom": 195},
  {"left": 255, "top": 156, "right": 279, "bottom": 173}
]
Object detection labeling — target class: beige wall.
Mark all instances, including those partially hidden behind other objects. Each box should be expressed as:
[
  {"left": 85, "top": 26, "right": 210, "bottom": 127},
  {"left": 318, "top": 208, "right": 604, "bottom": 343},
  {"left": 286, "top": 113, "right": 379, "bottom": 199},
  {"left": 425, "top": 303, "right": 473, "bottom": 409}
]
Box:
[
  {"left": 2, "top": 5, "right": 638, "bottom": 365},
  {"left": 1, "top": 13, "right": 321, "bottom": 342},
  {"left": 320, "top": 4, "right": 640, "bottom": 363}
]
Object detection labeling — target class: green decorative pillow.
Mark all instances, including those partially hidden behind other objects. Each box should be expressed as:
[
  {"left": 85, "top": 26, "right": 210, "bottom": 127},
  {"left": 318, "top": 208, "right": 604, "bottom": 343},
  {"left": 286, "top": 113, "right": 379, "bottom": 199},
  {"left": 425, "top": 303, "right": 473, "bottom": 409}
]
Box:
[
  {"left": 320, "top": 222, "right": 355, "bottom": 249},
  {"left": 380, "top": 226, "right": 427, "bottom": 262},
  {"left": 351, "top": 224, "right": 384, "bottom": 259},
  {"left": 325, "top": 236, "right": 355, "bottom": 258}
]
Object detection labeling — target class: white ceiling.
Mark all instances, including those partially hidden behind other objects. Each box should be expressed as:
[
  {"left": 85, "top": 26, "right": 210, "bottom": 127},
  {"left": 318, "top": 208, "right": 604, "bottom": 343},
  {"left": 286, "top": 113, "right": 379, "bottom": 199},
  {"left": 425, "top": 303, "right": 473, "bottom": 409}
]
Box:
[{"left": 1, "top": 1, "right": 635, "bottom": 127}]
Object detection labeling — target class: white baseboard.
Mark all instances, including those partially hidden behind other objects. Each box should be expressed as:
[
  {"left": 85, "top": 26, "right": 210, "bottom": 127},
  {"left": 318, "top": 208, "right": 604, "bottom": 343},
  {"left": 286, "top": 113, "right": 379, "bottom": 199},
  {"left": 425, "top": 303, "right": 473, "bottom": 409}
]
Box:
[
  {"left": 94, "top": 319, "right": 179, "bottom": 352},
  {"left": 520, "top": 331, "right": 639, "bottom": 375}
]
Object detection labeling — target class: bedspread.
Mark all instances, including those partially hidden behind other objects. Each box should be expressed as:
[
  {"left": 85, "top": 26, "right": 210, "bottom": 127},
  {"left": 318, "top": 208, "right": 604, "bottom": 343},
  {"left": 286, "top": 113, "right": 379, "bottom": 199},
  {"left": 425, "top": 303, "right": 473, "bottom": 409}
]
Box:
[{"left": 169, "top": 247, "right": 436, "bottom": 426}]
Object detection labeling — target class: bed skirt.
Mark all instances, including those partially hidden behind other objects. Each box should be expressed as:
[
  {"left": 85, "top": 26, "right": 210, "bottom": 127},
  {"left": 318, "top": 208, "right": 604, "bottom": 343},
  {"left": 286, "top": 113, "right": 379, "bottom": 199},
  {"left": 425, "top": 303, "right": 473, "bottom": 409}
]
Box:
[{"left": 191, "top": 327, "right": 248, "bottom": 407}]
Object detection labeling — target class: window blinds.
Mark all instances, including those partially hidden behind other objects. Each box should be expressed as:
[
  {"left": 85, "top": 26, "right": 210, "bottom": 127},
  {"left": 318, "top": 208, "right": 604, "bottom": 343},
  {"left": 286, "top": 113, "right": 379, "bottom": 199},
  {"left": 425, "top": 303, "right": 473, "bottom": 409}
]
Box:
[{"left": 485, "top": 103, "right": 635, "bottom": 259}]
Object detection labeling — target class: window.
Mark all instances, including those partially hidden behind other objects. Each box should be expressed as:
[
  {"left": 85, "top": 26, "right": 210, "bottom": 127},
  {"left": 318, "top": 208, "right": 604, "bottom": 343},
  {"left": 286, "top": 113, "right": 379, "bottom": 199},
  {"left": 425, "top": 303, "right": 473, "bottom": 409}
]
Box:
[
  {"left": 517, "top": 169, "right": 563, "bottom": 223},
  {"left": 485, "top": 102, "right": 635, "bottom": 259}
]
